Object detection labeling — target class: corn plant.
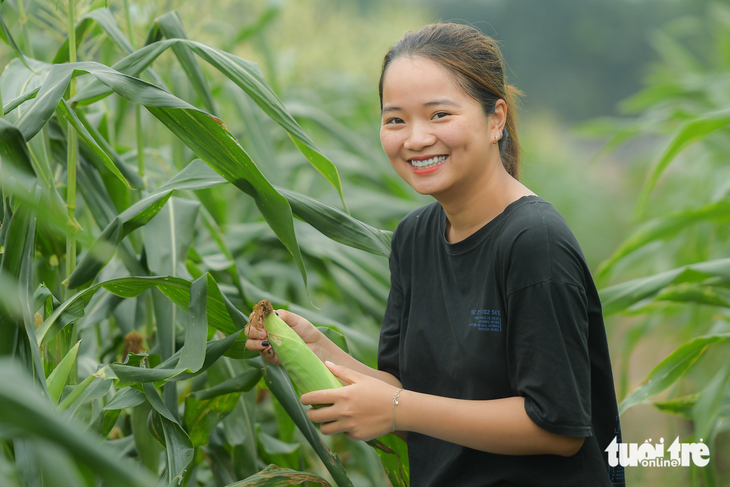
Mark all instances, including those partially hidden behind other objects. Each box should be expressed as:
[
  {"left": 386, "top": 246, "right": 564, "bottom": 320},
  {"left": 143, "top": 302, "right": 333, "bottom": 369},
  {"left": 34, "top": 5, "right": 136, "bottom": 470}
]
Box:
[
  {"left": 582, "top": 4, "right": 730, "bottom": 485},
  {"left": 0, "top": 1, "right": 417, "bottom": 485}
]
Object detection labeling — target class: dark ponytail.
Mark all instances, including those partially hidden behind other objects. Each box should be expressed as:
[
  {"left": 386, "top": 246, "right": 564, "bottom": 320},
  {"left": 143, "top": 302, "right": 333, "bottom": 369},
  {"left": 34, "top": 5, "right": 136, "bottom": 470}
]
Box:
[{"left": 379, "top": 23, "right": 524, "bottom": 179}]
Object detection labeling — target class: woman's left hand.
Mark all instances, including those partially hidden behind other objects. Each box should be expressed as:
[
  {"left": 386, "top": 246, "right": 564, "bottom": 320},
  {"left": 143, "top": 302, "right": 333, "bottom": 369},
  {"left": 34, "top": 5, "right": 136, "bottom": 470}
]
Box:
[{"left": 301, "top": 361, "right": 400, "bottom": 442}]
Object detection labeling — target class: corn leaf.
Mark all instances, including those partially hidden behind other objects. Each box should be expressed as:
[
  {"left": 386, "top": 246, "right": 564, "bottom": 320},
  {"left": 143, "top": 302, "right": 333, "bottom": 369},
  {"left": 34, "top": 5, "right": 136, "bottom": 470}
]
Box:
[
  {"left": 15, "top": 62, "right": 310, "bottom": 298},
  {"left": 0, "top": 359, "right": 157, "bottom": 487},
  {"left": 178, "top": 274, "right": 208, "bottom": 373},
  {"left": 74, "top": 109, "right": 144, "bottom": 189},
  {"left": 368, "top": 434, "right": 410, "bottom": 487},
  {"left": 619, "top": 333, "right": 730, "bottom": 414},
  {"left": 155, "top": 11, "right": 216, "bottom": 115},
  {"left": 692, "top": 362, "right": 730, "bottom": 441},
  {"left": 599, "top": 257, "right": 730, "bottom": 315},
  {"left": 225, "top": 464, "right": 333, "bottom": 487},
  {"left": 57, "top": 99, "right": 131, "bottom": 188},
  {"left": 70, "top": 39, "right": 347, "bottom": 211},
  {"left": 3, "top": 86, "right": 38, "bottom": 115},
  {"left": 655, "top": 283, "right": 730, "bottom": 308},
  {"left": 0, "top": 14, "right": 30, "bottom": 70},
  {"left": 39, "top": 274, "right": 241, "bottom": 345},
  {"left": 598, "top": 200, "right": 730, "bottom": 276},
  {"left": 183, "top": 393, "right": 239, "bottom": 447},
  {"left": 46, "top": 340, "right": 81, "bottom": 404},
  {"left": 261, "top": 364, "right": 353, "bottom": 487},
  {"left": 635, "top": 108, "right": 730, "bottom": 216},
  {"left": 66, "top": 161, "right": 220, "bottom": 288},
  {"left": 653, "top": 393, "right": 699, "bottom": 419},
  {"left": 192, "top": 368, "right": 262, "bottom": 401},
  {"left": 52, "top": 7, "right": 166, "bottom": 88},
  {"left": 103, "top": 387, "right": 146, "bottom": 410},
  {"left": 0, "top": 118, "right": 71, "bottom": 229},
  {"left": 142, "top": 383, "right": 194, "bottom": 483},
  {"left": 0, "top": 193, "right": 48, "bottom": 396}
]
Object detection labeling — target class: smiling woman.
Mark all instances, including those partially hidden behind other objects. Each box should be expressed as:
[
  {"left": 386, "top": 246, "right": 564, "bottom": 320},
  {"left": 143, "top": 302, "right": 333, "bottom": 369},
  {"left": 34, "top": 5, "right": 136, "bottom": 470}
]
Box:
[{"left": 246, "top": 22, "right": 625, "bottom": 487}]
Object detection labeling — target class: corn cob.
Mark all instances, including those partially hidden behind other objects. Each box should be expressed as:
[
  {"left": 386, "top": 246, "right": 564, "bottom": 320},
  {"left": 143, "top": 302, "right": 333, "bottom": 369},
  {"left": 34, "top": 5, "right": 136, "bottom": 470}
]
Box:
[{"left": 250, "top": 299, "right": 342, "bottom": 396}]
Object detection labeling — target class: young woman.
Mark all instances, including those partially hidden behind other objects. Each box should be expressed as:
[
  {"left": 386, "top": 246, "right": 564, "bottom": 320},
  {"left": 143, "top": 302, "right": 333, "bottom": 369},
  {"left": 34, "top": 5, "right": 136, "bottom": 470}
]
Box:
[{"left": 246, "top": 23, "right": 625, "bottom": 487}]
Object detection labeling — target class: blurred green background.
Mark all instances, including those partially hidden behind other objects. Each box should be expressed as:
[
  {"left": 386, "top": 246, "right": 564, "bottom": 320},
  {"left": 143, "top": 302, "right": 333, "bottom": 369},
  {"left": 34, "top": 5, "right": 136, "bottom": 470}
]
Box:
[{"left": 1, "top": 0, "right": 729, "bottom": 485}]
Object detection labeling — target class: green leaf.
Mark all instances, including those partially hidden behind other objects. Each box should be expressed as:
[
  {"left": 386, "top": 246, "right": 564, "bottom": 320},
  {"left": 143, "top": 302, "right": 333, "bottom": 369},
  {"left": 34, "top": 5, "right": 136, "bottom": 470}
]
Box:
[
  {"left": 29, "top": 60, "right": 312, "bottom": 299},
  {"left": 74, "top": 108, "right": 144, "bottom": 189},
  {"left": 103, "top": 387, "right": 146, "bottom": 410},
  {"left": 52, "top": 7, "right": 166, "bottom": 88},
  {"left": 0, "top": 118, "right": 71, "bottom": 230},
  {"left": 57, "top": 373, "right": 95, "bottom": 411},
  {"left": 109, "top": 330, "right": 241, "bottom": 388},
  {"left": 183, "top": 392, "right": 239, "bottom": 446},
  {"left": 692, "top": 361, "right": 730, "bottom": 441},
  {"left": 619, "top": 333, "right": 730, "bottom": 415},
  {"left": 599, "top": 258, "right": 730, "bottom": 315},
  {"left": 0, "top": 14, "right": 30, "bottom": 70},
  {"left": 0, "top": 118, "right": 37, "bottom": 196},
  {"left": 155, "top": 11, "right": 216, "bottom": 115},
  {"left": 225, "top": 464, "right": 333, "bottom": 487},
  {"left": 654, "top": 393, "right": 699, "bottom": 419},
  {"left": 277, "top": 186, "right": 391, "bottom": 257},
  {"left": 71, "top": 38, "right": 347, "bottom": 211},
  {"left": 597, "top": 200, "right": 730, "bottom": 277},
  {"left": 192, "top": 368, "right": 261, "bottom": 401},
  {"left": 132, "top": 402, "right": 161, "bottom": 474},
  {"left": 178, "top": 274, "right": 208, "bottom": 373},
  {"left": 367, "top": 434, "right": 410, "bottom": 487},
  {"left": 635, "top": 109, "right": 730, "bottom": 216},
  {"left": 39, "top": 274, "right": 240, "bottom": 345},
  {"left": 3, "top": 86, "right": 38, "bottom": 115},
  {"left": 46, "top": 340, "right": 81, "bottom": 404},
  {"left": 57, "top": 99, "right": 131, "bottom": 188},
  {"left": 655, "top": 283, "right": 730, "bottom": 308},
  {"left": 65, "top": 160, "right": 222, "bottom": 288},
  {"left": 142, "top": 383, "right": 193, "bottom": 483},
  {"left": 0, "top": 194, "right": 48, "bottom": 395},
  {"left": 261, "top": 365, "right": 353, "bottom": 487},
  {"left": 0, "top": 359, "right": 157, "bottom": 487}
]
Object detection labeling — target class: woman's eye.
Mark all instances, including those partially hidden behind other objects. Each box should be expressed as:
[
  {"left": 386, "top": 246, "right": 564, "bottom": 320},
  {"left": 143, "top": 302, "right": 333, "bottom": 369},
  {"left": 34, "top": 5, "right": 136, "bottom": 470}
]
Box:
[
  {"left": 385, "top": 117, "right": 404, "bottom": 125},
  {"left": 432, "top": 112, "right": 449, "bottom": 120}
]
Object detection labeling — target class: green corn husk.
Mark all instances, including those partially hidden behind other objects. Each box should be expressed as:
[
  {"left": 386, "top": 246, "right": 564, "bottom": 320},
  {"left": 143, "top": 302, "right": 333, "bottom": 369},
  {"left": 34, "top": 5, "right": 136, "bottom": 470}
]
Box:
[{"left": 252, "top": 299, "right": 342, "bottom": 396}]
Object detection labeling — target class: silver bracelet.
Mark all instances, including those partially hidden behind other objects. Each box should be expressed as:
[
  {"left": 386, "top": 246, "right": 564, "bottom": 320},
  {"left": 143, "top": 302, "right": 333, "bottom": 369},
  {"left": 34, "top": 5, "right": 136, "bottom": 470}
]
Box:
[{"left": 392, "top": 388, "right": 404, "bottom": 433}]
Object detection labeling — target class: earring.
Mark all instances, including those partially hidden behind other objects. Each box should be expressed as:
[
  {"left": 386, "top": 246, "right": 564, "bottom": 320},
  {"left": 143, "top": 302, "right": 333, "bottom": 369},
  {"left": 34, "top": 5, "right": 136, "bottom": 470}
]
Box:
[{"left": 492, "top": 135, "right": 498, "bottom": 145}]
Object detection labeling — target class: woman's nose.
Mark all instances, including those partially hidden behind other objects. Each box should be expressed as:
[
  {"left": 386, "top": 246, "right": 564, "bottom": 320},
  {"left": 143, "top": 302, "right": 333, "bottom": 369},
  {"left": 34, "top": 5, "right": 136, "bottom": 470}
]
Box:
[{"left": 403, "top": 121, "right": 437, "bottom": 151}]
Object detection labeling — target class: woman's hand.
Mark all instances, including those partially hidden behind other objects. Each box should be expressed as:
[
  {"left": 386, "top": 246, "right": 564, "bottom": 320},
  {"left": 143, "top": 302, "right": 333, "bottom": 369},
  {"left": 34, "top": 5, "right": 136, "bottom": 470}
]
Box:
[
  {"left": 301, "top": 361, "right": 400, "bottom": 442},
  {"left": 244, "top": 308, "right": 324, "bottom": 365}
]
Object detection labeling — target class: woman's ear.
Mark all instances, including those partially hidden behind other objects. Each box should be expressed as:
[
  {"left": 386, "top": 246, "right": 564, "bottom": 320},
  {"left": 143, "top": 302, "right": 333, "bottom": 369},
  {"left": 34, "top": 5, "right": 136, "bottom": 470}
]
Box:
[{"left": 493, "top": 99, "right": 507, "bottom": 133}]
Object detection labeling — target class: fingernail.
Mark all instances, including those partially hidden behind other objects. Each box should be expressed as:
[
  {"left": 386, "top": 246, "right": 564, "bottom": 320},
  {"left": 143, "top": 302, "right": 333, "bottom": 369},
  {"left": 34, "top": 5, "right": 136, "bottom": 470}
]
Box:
[
  {"left": 258, "top": 331, "right": 265, "bottom": 339},
  {"left": 267, "top": 349, "right": 273, "bottom": 355},
  {"left": 274, "top": 310, "right": 279, "bottom": 316},
  {"left": 261, "top": 341, "right": 270, "bottom": 347},
  {"left": 325, "top": 361, "right": 335, "bottom": 366}
]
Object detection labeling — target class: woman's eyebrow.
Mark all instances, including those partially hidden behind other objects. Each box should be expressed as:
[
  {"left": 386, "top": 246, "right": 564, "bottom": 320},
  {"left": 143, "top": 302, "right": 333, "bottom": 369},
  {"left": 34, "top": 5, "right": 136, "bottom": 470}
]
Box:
[
  {"left": 382, "top": 99, "right": 462, "bottom": 115},
  {"left": 424, "top": 98, "right": 461, "bottom": 108}
]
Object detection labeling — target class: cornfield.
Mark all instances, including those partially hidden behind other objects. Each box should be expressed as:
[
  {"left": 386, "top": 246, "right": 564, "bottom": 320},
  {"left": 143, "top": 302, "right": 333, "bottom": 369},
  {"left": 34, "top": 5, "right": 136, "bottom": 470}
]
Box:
[{"left": 1, "top": 0, "right": 730, "bottom": 486}]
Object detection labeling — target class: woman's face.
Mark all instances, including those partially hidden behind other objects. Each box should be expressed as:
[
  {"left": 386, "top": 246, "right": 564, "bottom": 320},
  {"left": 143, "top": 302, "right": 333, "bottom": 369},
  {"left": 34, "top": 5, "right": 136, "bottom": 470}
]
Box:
[{"left": 379, "top": 56, "right": 501, "bottom": 199}]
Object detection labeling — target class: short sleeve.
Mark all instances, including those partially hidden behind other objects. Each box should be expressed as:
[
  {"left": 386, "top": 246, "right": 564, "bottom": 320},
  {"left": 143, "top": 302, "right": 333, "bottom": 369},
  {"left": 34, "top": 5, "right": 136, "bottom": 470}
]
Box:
[
  {"left": 378, "top": 226, "right": 404, "bottom": 382},
  {"left": 506, "top": 280, "right": 593, "bottom": 437}
]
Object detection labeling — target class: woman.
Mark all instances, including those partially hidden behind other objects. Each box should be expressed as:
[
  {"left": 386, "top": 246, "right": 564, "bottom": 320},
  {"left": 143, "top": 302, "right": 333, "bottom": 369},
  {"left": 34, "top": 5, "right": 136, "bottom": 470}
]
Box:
[{"left": 246, "top": 23, "right": 624, "bottom": 487}]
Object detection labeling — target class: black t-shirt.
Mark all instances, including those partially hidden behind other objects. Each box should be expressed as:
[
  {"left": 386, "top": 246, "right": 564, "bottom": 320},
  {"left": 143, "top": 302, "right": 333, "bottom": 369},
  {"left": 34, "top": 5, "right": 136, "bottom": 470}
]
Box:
[{"left": 378, "top": 195, "right": 625, "bottom": 487}]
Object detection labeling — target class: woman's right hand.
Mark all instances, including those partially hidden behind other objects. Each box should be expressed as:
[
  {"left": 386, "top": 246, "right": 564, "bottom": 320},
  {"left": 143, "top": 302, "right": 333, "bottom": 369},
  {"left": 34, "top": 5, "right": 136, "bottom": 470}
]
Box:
[{"left": 244, "top": 308, "right": 324, "bottom": 365}]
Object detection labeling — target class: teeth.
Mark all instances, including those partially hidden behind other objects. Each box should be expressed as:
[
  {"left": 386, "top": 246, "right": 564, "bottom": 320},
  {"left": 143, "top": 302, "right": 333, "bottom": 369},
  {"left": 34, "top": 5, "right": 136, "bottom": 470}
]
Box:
[{"left": 410, "top": 155, "right": 447, "bottom": 168}]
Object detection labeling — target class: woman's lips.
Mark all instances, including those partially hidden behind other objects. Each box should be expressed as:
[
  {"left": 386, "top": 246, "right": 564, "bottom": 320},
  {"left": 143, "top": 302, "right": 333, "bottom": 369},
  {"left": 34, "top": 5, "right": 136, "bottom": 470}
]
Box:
[{"left": 410, "top": 155, "right": 448, "bottom": 174}]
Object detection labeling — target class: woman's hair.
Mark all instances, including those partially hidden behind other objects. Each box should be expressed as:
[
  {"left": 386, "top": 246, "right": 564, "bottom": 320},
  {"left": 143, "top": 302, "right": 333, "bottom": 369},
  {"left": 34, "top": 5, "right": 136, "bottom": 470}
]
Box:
[{"left": 379, "top": 23, "right": 524, "bottom": 179}]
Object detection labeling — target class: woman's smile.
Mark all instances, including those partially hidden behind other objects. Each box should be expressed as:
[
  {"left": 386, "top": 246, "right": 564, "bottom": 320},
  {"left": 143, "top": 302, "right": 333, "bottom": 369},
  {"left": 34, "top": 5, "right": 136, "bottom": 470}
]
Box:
[
  {"left": 409, "top": 154, "right": 448, "bottom": 173},
  {"left": 379, "top": 56, "right": 500, "bottom": 200}
]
